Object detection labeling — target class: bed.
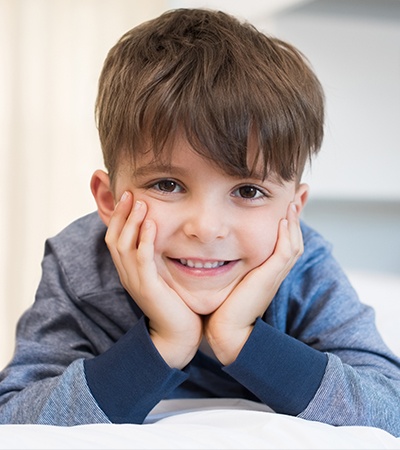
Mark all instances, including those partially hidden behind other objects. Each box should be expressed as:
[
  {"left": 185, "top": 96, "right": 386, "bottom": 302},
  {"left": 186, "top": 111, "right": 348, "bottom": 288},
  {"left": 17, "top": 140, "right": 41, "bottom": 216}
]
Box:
[{"left": 1, "top": 270, "right": 399, "bottom": 449}]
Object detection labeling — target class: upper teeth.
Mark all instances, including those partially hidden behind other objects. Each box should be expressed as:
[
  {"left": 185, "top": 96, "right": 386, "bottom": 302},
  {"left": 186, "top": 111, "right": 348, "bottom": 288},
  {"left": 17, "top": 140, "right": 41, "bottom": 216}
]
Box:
[{"left": 180, "top": 259, "right": 225, "bottom": 269}]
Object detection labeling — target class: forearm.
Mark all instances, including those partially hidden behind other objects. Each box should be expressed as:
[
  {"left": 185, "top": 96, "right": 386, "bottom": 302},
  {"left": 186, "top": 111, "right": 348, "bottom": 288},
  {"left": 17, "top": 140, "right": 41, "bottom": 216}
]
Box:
[
  {"left": 0, "top": 360, "right": 109, "bottom": 425},
  {"left": 224, "top": 318, "right": 400, "bottom": 437},
  {"left": 84, "top": 316, "right": 188, "bottom": 423},
  {"left": 0, "top": 318, "right": 188, "bottom": 425},
  {"left": 223, "top": 318, "right": 327, "bottom": 415},
  {"left": 299, "top": 353, "right": 400, "bottom": 436}
]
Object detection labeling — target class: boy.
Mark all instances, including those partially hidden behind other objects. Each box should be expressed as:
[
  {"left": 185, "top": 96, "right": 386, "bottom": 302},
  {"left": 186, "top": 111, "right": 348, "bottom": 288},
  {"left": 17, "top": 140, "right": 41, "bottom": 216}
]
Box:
[{"left": 1, "top": 8, "right": 400, "bottom": 435}]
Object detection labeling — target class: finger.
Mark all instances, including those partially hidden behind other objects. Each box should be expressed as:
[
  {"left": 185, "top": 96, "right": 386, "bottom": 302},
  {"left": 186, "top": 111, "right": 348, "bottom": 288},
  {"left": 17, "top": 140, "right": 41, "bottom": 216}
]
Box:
[
  {"left": 105, "top": 193, "right": 147, "bottom": 288},
  {"left": 136, "top": 219, "right": 158, "bottom": 279},
  {"left": 272, "top": 203, "right": 302, "bottom": 267},
  {"left": 105, "top": 191, "right": 134, "bottom": 248},
  {"left": 286, "top": 202, "right": 304, "bottom": 257},
  {"left": 114, "top": 201, "right": 150, "bottom": 292},
  {"left": 116, "top": 199, "right": 148, "bottom": 253},
  {"left": 104, "top": 192, "right": 135, "bottom": 282}
]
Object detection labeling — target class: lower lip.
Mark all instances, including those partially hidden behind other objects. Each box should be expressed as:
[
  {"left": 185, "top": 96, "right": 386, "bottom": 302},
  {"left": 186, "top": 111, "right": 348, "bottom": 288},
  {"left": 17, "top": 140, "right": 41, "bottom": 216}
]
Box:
[{"left": 168, "top": 259, "right": 238, "bottom": 277}]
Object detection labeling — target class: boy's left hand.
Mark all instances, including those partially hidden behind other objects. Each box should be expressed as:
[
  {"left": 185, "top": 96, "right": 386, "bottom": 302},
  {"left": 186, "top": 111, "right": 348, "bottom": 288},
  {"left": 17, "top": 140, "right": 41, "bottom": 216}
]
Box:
[{"left": 204, "top": 203, "right": 303, "bottom": 365}]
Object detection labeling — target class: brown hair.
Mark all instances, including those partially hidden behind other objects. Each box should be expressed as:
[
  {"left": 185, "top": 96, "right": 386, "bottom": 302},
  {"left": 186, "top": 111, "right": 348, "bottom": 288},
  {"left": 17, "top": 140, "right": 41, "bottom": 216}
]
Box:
[{"left": 96, "top": 8, "right": 324, "bottom": 183}]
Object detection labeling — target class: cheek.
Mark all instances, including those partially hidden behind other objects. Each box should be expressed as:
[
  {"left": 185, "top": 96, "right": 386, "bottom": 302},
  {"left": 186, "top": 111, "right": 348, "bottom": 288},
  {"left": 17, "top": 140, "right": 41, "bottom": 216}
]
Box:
[
  {"left": 242, "top": 216, "right": 281, "bottom": 267},
  {"left": 141, "top": 204, "right": 174, "bottom": 255}
]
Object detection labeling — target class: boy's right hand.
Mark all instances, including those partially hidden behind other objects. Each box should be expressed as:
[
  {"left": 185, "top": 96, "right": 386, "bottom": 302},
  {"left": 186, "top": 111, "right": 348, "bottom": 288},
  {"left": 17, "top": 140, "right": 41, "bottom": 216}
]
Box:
[{"left": 105, "top": 191, "right": 202, "bottom": 369}]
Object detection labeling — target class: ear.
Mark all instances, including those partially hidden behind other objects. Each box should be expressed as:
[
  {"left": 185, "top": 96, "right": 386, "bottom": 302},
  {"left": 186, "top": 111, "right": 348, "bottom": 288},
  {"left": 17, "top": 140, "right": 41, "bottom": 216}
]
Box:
[
  {"left": 90, "top": 170, "right": 116, "bottom": 226},
  {"left": 293, "top": 183, "right": 309, "bottom": 215}
]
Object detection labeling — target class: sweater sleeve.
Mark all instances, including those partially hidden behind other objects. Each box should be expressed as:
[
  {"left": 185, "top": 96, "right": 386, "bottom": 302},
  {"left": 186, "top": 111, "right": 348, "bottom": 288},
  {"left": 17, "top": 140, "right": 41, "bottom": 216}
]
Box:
[
  {"left": 0, "top": 358, "right": 110, "bottom": 425},
  {"left": 224, "top": 222, "right": 400, "bottom": 437},
  {"left": 292, "top": 229, "right": 400, "bottom": 435},
  {"left": 84, "top": 316, "right": 187, "bottom": 423},
  {"left": 0, "top": 309, "right": 185, "bottom": 425},
  {"left": 0, "top": 219, "right": 187, "bottom": 425},
  {"left": 223, "top": 318, "right": 328, "bottom": 415}
]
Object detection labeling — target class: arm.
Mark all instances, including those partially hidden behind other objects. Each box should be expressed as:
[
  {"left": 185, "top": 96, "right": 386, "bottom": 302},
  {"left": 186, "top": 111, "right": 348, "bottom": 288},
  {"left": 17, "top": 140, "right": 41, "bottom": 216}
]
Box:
[
  {"left": 204, "top": 202, "right": 304, "bottom": 364},
  {"left": 223, "top": 225, "right": 400, "bottom": 436},
  {"left": 103, "top": 193, "right": 204, "bottom": 369},
  {"left": 0, "top": 219, "right": 187, "bottom": 425}
]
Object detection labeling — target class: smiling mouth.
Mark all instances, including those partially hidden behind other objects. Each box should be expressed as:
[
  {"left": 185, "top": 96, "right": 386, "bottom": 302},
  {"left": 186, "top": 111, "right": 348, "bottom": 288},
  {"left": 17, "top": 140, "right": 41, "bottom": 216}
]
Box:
[{"left": 178, "top": 258, "right": 228, "bottom": 269}]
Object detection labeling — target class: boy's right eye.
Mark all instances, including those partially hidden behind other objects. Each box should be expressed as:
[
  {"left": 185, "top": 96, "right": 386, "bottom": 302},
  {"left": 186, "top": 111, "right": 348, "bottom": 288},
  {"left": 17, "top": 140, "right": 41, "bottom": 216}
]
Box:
[{"left": 152, "top": 179, "right": 183, "bottom": 193}]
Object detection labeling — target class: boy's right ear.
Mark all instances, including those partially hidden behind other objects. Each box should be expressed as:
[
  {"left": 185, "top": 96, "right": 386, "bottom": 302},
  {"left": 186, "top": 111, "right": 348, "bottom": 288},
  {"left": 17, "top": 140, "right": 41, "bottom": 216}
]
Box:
[{"left": 90, "top": 170, "right": 116, "bottom": 226}]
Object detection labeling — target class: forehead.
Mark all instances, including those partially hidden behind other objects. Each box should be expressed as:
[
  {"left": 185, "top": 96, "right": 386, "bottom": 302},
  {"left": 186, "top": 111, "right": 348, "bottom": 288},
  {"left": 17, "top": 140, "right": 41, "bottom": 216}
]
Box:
[
  {"left": 119, "top": 132, "right": 279, "bottom": 181},
  {"left": 117, "top": 146, "right": 287, "bottom": 191}
]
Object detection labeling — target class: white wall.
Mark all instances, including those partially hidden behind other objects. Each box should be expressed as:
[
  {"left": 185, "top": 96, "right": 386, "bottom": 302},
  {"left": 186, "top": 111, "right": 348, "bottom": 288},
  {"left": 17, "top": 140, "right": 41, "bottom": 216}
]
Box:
[{"left": 169, "top": 0, "right": 309, "bottom": 23}]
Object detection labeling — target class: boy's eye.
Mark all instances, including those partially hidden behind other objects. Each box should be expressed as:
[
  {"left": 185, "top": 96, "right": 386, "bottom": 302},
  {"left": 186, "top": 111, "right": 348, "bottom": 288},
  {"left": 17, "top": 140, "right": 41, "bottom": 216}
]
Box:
[
  {"left": 153, "top": 179, "right": 183, "bottom": 193},
  {"left": 233, "top": 185, "right": 265, "bottom": 199}
]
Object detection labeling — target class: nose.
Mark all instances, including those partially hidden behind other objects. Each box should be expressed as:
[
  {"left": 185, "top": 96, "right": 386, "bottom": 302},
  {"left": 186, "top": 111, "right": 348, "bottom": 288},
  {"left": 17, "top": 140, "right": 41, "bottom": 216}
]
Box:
[{"left": 182, "top": 201, "right": 229, "bottom": 243}]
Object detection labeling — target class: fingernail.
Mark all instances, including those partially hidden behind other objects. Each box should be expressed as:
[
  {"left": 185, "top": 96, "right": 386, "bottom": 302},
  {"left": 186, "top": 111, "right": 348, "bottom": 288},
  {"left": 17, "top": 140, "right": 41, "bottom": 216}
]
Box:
[
  {"left": 134, "top": 200, "right": 142, "bottom": 211},
  {"left": 282, "top": 219, "right": 288, "bottom": 227},
  {"left": 120, "top": 191, "right": 129, "bottom": 202},
  {"left": 291, "top": 203, "right": 297, "bottom": 213}
]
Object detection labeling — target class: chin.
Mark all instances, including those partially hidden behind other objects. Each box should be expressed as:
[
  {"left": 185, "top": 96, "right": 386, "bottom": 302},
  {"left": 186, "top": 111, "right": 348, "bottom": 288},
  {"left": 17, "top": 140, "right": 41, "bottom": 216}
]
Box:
[
  {"left": 162, "top": 273, "right": 240, "bottom": 315},
  {"left": 189, "top": 303, "right": 221, "bottom": 316},
  {"left": 180, "top": 291, "right": 230, "bottom": 316}
]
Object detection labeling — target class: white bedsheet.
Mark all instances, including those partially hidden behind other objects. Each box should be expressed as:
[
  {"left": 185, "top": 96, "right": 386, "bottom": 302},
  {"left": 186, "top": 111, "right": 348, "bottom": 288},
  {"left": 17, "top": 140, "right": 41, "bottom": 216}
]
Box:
[{"left": 0, "top": 399, "right": 399, "bottom": 449}]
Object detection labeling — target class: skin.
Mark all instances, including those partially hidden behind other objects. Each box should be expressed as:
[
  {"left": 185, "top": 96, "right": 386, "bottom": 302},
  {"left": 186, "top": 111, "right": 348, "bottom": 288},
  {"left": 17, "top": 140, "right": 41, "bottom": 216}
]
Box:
[{"left": 91, "top": 137, "right": 309, "bottom": 369}]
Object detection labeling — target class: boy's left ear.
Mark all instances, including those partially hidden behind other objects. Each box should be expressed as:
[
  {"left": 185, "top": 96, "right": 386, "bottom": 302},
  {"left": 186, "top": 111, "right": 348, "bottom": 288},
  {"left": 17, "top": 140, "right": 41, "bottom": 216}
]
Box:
[
  {"left": 293, "top": 183, "right": 309, "bottom": 214},
  {"left": 90, "top": 170, "right": 116, "bottom": 226}
]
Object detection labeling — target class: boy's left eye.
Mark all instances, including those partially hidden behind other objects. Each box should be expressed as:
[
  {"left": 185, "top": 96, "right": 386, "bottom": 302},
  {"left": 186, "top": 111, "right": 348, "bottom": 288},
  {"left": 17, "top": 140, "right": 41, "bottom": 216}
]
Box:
[{"left": 233, "top": 185, "right": 266, "bottom": 200}]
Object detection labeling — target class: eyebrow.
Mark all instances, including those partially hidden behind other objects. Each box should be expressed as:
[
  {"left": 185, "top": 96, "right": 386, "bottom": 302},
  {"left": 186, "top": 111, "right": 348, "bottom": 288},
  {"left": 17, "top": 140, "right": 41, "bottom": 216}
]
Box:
[
  {"left": 132, "top": 161, "right": 285, "bottom": 186},
  {"left": 133, "top": 162, "right": 185, "bottom": 178}
]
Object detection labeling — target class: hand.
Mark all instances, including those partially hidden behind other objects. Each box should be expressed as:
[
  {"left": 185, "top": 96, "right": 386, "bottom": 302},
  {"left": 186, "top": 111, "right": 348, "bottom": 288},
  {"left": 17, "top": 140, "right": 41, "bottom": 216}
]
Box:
[
  {"left": 204, "top": 203, "right": 304, "bottom": 365},
  {"left": 105, "top": 192, "right": 203, "bottom": 369}
]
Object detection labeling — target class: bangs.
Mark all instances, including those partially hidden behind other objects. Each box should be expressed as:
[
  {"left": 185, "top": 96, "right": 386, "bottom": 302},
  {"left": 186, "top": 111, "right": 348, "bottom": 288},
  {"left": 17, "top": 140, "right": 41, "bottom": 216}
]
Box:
[{"left": 96, "top": 9, "right": 324, "bottom": 182}]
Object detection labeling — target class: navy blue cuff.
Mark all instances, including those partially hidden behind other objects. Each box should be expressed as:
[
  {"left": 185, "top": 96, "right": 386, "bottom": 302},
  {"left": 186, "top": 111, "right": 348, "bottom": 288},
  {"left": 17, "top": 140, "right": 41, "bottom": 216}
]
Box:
[
  {"left": 223, "top": 318, "right": 327, "bottom": 415},
  {"left": 84, "top": 316, "right": 188, "bottom": 423}
]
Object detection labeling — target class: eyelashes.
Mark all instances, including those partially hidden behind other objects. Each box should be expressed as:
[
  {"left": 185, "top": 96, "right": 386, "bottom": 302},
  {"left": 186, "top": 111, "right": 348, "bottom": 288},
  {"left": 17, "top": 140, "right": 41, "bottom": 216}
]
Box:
[
  {"left": 144, "top": 178, "right": 272, "bottom": 203},
  {"left": 231, "top": 185, "right": 270, "bottom": 201},
  {"left": 152, "top": 179, "right": 184, "bottom": 193}
]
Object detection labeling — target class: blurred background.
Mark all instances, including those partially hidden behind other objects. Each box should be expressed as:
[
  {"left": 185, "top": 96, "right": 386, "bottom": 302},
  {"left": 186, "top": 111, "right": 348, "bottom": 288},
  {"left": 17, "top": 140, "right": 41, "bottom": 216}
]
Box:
[{"left": 1, "top": 0, "right": 399, "bottom": 368}]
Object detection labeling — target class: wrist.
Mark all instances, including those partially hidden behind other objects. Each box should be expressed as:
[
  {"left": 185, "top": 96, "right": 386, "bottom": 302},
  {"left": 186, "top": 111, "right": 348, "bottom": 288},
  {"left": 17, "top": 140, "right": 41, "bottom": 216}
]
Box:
[
  {"left": 206, "top": 325, "right": 253, "bottom": 366},
  {"left": 151, "top": 332, "right": 200, "bottom": 369}
]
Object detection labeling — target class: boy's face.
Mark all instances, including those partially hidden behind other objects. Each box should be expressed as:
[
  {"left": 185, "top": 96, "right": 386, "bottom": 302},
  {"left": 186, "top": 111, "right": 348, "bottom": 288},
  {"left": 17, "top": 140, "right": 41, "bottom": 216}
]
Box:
[{"left": 103, "top": 138, "right": 308, "bottom": 315}]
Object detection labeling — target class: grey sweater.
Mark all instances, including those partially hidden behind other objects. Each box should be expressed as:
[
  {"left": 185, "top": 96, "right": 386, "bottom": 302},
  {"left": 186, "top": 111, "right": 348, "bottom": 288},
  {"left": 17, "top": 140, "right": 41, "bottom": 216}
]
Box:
[{"left": 1, "top": 212, "right": 400, "bottom": 435}]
